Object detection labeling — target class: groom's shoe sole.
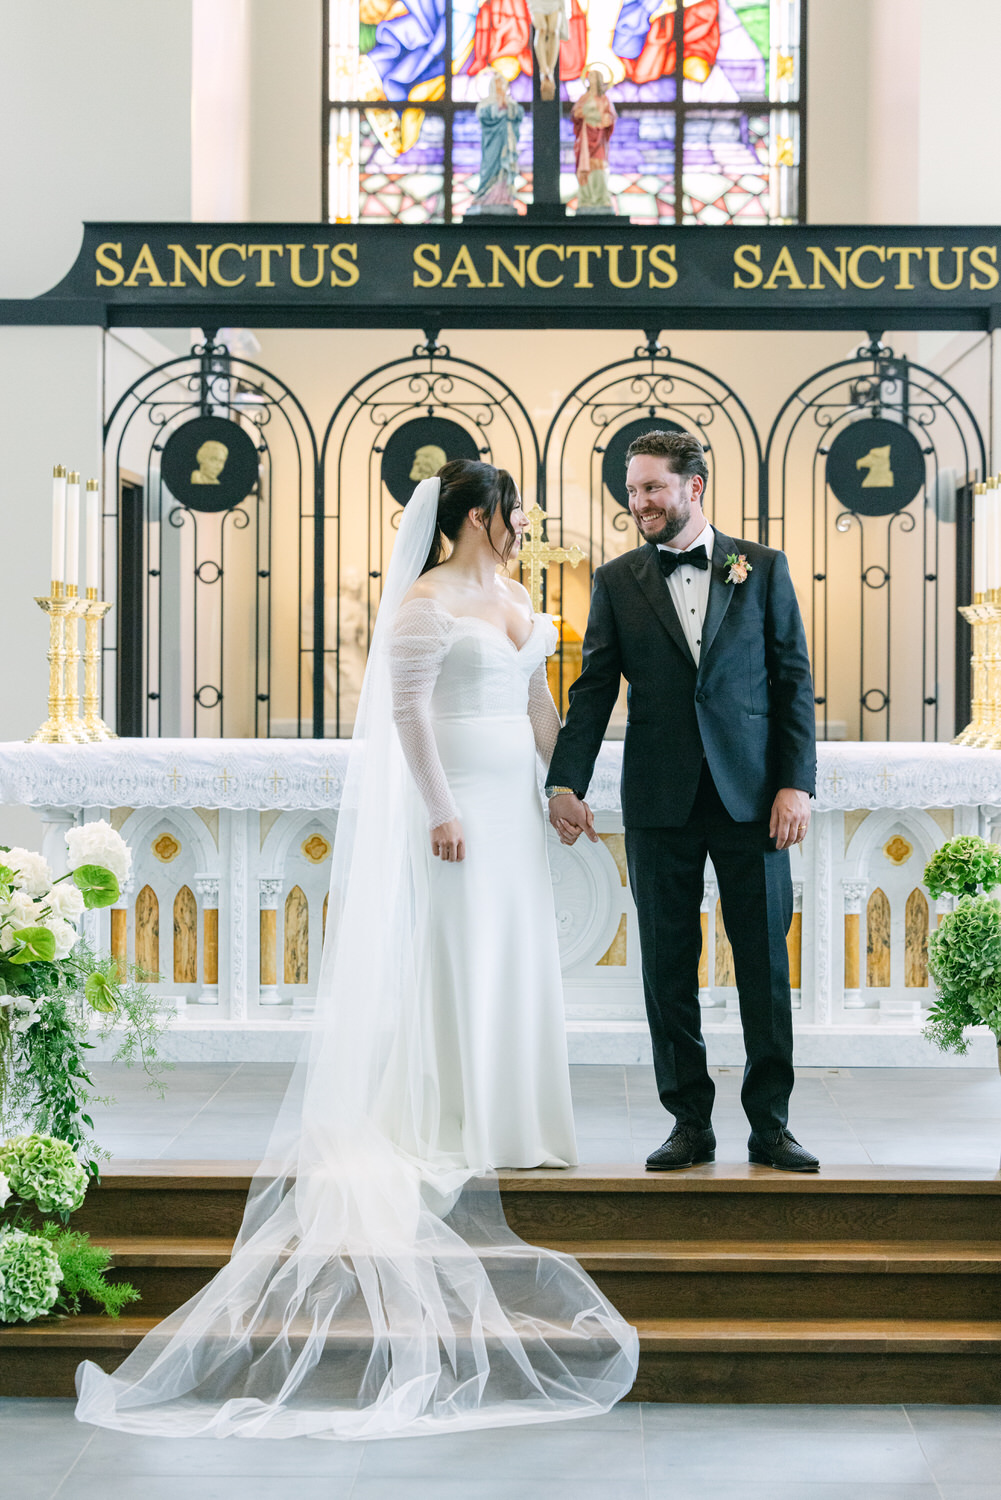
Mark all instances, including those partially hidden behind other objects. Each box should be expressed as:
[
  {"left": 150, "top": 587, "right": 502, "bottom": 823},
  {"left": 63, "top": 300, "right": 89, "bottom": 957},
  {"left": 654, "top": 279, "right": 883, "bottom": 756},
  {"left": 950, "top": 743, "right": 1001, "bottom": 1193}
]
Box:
[
  {"left": 748, "top": 1149, "right": 820, "bottom": 1172},
  {"left": 646, "top": 1151, "right": 716, "bottom": 1172}
]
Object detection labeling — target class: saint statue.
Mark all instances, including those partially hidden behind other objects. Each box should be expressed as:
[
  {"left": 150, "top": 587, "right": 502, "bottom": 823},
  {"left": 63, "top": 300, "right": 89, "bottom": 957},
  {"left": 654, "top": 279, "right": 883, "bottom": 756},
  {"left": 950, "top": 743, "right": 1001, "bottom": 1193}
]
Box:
[
  {"left": 190, "top": 440, "right": 228, "bottom": 485},
  {"left": 468, "top": 71, "right": 525, "bottom": 216},
  {"left": 409, "top": 444, "right": 448, "bottom": 482},
  {"left": 531, "top": 0, "right": 570, "bottom": 100},
  {"left": 572, "top": 67, "right": 617, "bottom": 214}
]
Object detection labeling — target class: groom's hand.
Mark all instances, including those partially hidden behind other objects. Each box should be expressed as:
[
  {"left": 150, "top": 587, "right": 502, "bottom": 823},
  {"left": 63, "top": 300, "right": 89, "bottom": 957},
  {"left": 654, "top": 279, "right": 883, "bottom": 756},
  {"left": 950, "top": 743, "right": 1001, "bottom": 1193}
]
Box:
[
  {"left": 548, "top": 793, "right": 599, "bottom": 846},
  {"left": 769, "top": 788, "right": 811, "bottom": 850}
]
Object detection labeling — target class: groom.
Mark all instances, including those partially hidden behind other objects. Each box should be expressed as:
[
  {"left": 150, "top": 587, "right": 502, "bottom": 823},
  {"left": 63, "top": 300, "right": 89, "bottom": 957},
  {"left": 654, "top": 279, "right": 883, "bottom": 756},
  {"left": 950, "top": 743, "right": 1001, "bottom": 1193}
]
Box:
[{"left": 546, "top": 430, "right": 819, "bottom": 1172}]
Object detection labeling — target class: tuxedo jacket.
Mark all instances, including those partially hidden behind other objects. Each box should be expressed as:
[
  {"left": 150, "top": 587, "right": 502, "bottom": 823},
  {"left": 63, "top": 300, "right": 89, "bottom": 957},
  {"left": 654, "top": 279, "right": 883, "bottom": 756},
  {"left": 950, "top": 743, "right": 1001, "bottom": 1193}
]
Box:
[{"left": 546, "top": 530, "right": 817, "bottom": 828}]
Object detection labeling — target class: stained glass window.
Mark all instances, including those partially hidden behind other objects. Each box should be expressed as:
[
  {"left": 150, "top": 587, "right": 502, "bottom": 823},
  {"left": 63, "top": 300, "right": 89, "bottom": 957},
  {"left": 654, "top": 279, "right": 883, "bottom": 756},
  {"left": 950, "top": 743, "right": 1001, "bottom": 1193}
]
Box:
[{"left": 324, "top": 0, "right": 803, "bottom": 224}]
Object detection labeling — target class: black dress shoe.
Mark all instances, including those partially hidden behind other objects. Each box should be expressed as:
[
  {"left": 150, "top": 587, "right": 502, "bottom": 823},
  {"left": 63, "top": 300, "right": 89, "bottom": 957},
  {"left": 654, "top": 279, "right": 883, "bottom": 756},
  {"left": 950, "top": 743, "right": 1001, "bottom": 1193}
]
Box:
[
  {"left": 748, "top": 1128, "right": 820, "bottom": 1172},
  {"left": 646, "top": 1123, "right": 716, "bottom": 1171}
]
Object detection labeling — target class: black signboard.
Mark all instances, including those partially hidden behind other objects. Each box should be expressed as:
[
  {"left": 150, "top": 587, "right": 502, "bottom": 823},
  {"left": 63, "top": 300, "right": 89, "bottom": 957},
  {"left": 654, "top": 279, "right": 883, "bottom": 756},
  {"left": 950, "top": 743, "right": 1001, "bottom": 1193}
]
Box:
[{"left": 4, "top": 223, "right": 1001, "bottom": 331}]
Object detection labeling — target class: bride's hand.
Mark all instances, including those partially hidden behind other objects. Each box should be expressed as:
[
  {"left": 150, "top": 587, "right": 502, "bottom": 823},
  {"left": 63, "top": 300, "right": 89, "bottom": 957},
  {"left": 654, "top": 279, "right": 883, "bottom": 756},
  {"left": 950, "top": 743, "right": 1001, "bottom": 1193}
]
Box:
[{"left": 430, "top": 818, "right": 466, "bottom": 862}]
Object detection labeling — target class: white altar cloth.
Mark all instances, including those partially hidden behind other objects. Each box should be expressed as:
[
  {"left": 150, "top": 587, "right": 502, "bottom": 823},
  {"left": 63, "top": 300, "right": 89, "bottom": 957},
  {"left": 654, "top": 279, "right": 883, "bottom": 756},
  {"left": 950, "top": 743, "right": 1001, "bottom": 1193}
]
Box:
[{"left": 1, "top": 738, "right": 1000, "bottom": 814}]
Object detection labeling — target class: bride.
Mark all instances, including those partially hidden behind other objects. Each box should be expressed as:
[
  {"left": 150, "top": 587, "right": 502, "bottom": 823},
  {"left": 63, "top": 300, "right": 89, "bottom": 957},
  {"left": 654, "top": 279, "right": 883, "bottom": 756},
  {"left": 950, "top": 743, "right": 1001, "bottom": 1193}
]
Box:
[{"left": 75, "top": 460, "right": 638, "bottom": 1440}]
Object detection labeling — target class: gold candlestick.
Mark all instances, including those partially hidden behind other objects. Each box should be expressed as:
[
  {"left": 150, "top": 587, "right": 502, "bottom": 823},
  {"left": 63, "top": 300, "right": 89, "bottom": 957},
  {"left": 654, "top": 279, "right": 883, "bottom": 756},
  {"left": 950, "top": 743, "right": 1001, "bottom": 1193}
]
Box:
[
  {"left": 61, "top": 587, "right": 89, "bottom": 742},
  {"left": 955, "top": 598, "right": 1001, "bottom": 749},
  {"left": 26, "top": 584, "right": 80, "bottom": 744},
  {"left": 80, "top": 589, "right": 116, "bottom": 741}
]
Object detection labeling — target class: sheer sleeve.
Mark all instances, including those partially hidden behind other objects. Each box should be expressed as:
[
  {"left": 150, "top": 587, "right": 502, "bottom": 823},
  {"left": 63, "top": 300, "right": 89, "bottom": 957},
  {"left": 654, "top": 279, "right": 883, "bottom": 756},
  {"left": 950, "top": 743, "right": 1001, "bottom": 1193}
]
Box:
[
  {"left": 528, "top": 661, "right": 562, "bottom": 771},
  {"left": 389, "top": 599, "right": 460, "bottom": 828}
]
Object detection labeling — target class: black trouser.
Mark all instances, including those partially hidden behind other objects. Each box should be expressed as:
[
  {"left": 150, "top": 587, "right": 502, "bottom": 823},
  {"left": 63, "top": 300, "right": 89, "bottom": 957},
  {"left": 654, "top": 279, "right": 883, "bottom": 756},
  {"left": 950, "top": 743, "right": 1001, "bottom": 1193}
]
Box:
[{"left": 624, "top": 762, "right": 795, "bottom": 1135}]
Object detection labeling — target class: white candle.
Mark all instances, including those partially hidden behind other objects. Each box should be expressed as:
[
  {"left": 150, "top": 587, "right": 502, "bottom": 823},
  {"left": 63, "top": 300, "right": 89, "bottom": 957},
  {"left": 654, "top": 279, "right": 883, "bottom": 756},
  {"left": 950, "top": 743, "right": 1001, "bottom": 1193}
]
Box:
[
  {"left": 992, "top": 476, "right": 1001, "bottom": 595},
  {"left": 85, "top": 479, "right": 100, "bottom": 592},
  {"left": 65, "top": 471, "right": 80, "bottom": 591},
  {"left": 974, "top": 483, "right": 988, "bottom": 598},
  {"left": 51, "top": 465, "right": 67, "bottom": 586}
]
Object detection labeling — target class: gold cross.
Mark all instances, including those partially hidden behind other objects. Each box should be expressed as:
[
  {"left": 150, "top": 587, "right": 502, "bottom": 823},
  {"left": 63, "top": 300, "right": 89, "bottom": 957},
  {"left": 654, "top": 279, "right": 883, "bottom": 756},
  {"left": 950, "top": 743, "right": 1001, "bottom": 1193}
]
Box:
[
  {"left": 879, "top": 765, "right": 893, "bottom": 790},
  {"left": 168, "top": 766, "right": 181, "bottom": 791},
  {"left": 321, "top": 767, "right": 336, "bottom": 793},
  {"left": 518, "top": 504, "right": 586, "bottom": 613},
  {"left": 826, "top": 768, "right": 843, "bottom": 790},
  {"left": 216, "top": 766, "right": 231, "bottom": 791},
  {"left": 269, "top": 769, "right": 285, "bottom": 793}
]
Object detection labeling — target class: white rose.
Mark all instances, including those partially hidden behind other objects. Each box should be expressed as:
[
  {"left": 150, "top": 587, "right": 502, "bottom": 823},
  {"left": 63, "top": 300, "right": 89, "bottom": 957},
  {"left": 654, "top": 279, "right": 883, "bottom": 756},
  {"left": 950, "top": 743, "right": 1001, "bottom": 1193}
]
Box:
[
  {"left": 47, "top": 919, "right": 78, "bottom": 960},
  {"left": 4, "top": 849, "right": 52, "bottom": 898},
  {"left": 64, "top": 821, "right": 132, "bottom": 887},
  {"left": 0, "top": 1172, "right": 10, "bottom": 1209},
  {"left": 47, "top": 883, "right": 86, "bottom": 922},
  {"left": 8, "top": 890, "right": 42, "bottom": 926}
]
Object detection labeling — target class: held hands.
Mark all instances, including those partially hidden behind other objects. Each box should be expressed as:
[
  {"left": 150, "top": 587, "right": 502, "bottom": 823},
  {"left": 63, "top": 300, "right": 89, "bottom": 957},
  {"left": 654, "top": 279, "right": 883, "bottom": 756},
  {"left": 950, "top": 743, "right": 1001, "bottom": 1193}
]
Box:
[
  {"left": 769, "top": 788, "right": 812, "bottom": 851},
  {"left": 430, "top": 818, "right": 466, "bottom": 862},
  {"left": 548, "top": 793, "right": 600, "bottom": 847}
]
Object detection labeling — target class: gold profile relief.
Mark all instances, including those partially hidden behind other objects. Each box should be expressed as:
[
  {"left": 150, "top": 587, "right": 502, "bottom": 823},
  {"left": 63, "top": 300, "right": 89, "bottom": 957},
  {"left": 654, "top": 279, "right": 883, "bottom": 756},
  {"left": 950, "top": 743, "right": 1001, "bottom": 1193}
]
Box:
[
  {"left": 856, "top": 444, "right": 894, "bottom": 488},
  {"left": 191, "top": 439, "right": 229, "bottom": 485},
  {"left": 409, "top": 444, "right": 447, "bottom": 482}
]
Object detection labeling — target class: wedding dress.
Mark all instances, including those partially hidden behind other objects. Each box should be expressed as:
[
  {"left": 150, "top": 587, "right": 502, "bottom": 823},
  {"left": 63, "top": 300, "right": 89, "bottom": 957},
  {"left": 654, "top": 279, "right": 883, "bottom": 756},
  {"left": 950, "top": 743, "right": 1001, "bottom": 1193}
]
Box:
[{"left": 75, "top": 477, "right": 638, "bottom": 1440}]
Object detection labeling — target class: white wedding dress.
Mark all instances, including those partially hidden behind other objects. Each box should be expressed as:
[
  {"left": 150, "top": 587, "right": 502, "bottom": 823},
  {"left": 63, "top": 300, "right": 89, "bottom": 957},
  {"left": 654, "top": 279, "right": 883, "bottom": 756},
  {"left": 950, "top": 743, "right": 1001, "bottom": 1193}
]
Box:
[{"left": 75, "top": 479, "right": 637, "bottom": 1440}]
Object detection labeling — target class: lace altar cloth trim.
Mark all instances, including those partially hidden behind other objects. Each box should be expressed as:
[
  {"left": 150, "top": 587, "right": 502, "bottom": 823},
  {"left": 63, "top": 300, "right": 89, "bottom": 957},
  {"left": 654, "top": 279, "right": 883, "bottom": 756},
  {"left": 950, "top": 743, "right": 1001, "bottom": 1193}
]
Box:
[{"left": 0, "top": 738, "right": 999, "bottom": 813}]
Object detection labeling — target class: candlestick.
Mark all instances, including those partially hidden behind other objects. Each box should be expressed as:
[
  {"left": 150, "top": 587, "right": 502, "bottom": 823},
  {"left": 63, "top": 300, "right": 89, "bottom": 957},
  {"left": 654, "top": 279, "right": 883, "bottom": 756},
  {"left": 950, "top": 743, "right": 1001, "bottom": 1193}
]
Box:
[
  {"left": 65, "top": 471, "right": 80, "bottom": 593},
  {"left": 973, "top": 482, "right": 987, "bottom": 600},
  {"left": 985, "top": 477, "right": 999, "bottom": 596},
  {"left": 25, "top": 587, "right": 78, "bottom": 744},
  {"left": 85, "top": 479, "right": 100, "bottom": 592},
  {"left": 51, "top": 465, "right": 66, "bottom": 587},
  {"left": 80, "top": 591, "right": 116, "bottom": 741}
]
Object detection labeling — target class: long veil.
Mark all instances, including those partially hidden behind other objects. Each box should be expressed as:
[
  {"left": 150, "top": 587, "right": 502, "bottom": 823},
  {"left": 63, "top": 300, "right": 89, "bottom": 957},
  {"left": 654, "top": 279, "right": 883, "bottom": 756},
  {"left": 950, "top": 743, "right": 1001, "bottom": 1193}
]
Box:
[{"left": 75, "top": 478, "right": 638, "bottom": 1439}]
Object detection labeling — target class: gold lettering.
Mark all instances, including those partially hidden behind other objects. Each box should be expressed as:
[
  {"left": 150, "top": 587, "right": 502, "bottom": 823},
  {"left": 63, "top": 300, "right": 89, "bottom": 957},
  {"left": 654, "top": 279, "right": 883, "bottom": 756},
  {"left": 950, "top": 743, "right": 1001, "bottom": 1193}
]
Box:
[
  {"left": 442, "top": 244, "right": 486, "bottom": 289},
  {"left": 486, "top": 244, "right": 528, "bottom": 288},
  {"left": 168, "top": 244, "right": 210, "bottom": 288},
  {"left": 527, "top": 243, "right": 564, "bottom": 287},
  {"left": 885, "top": 246, "right": 924, "bottom": 290},
  {"left": 565, "top": 245, "right": 602, "bottom": 288},
  {"left": 732, "top": 244, "right": 762, "bottom": 289},
  {"left": 248, "top": 243, "right": 285, "bottom": 287},
  {"left": 208, "top": 242, "right": 247, "bottom": 287},
  {"left": 763, "top": 245, "right": 807, "bottom": 290},
  {"left": 847, "top": 244, "right": 885, "bottom": 289},
  {"left": 926, "top": 245, "right": 966, "bottom": 291},
  {"left": 413, "top": 243, "right": 442, "bottom": 288},
  {"left": 123, "top": 242, "right": 168, "bottom": 288},
  {"left": 94, "top": 242, "right": 124, "bottom": 287},
  {"left": 970, "top": 245, "right": 999, "bottom": 290},
  {"left": 606, "top": 244, "right": 645, "bottom": 289},
  {"left": 330, "top": 243, "right": 359, "bottom": 286},
  {"left": 648, "top": 244, "right": 677, "bottom": 289},
  {"left": 807, "top": 246, "right": 849, "bottom": 290},
  {"left": 288, "top": 244, "right": 326, "bottom": 287}
]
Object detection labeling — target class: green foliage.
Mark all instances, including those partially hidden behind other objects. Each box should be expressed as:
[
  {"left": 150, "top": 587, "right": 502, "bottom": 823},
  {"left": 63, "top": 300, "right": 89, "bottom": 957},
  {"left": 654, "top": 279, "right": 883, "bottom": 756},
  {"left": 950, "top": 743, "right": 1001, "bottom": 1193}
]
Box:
[
  {"left": 923, "top": 834, "right": 1001, "bottom": 900},
  {"left": 84, "top": 970, "right": 117, "bottom": 1014},
  {"left": 71, "top": 864, "right": 120, "bottom": 909},
  {"left": 6, "top": 927, "right": 56, "bottom": 965},
  {"left": 0, "top": 1227, "right": 63, "bottom": 1323},
  {"left": 36, "top": 1222, "right": 140, "bottom": 1319},
  {"left": 0, "top": 1133, "right": 88, "bottom": 1218}
]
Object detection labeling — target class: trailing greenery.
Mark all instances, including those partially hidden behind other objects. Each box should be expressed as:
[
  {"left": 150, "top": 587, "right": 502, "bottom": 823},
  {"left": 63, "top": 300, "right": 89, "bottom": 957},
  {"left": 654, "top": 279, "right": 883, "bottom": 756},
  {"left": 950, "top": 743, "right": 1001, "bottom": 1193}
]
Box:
[
  {"left": 36, "top": 1222, "right": 140, "bottom": 1319},
  {"left": 923, "top": 837, "right": 1001, "bottom": 1055}
]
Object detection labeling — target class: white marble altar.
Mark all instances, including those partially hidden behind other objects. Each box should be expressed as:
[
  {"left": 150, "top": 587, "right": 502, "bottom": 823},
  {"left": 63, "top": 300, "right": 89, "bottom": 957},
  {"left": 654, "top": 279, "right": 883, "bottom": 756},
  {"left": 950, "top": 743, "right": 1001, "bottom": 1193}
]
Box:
[{"left": 0, "top": 739, "right": 998, "bottom": 1066}]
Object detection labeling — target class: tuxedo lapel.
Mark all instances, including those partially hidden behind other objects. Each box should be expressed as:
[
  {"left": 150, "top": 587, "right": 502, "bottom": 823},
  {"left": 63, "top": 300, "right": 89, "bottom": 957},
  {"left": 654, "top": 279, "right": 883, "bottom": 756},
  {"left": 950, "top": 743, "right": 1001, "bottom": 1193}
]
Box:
[
  {"left": 699, "top": 530, "right": 738, "bottom": 664},
  {"left": 628, "top": 544, "right": 697, "bottom": 666}
]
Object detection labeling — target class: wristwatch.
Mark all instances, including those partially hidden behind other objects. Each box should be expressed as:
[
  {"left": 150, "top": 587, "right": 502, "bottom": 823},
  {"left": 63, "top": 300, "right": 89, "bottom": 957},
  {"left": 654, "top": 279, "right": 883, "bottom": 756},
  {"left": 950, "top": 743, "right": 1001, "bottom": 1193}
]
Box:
[{"left": 545, "top": 785, "right": 577, "bottom": 799}]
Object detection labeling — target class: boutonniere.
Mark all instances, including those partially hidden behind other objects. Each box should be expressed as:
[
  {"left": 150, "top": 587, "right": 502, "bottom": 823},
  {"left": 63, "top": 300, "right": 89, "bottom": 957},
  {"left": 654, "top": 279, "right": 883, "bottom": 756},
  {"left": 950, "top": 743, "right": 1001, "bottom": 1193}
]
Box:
[{"left": 724, "top": 553, "right": 752, "bottom": 585}]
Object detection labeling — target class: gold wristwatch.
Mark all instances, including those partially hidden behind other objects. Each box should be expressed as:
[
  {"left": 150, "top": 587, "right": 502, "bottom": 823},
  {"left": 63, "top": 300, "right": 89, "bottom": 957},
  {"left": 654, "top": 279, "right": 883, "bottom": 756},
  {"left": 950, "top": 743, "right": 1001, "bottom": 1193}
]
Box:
[{"left": 545, "top": 785, "right": 577, "bottom": 799}]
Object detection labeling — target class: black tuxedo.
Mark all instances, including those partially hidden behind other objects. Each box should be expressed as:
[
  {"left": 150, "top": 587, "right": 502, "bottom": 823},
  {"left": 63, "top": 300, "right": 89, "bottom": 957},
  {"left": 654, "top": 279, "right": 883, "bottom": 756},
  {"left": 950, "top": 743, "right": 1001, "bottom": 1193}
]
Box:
[{"left": 547, "top": 529, "right": 817, "bottom": 1133}]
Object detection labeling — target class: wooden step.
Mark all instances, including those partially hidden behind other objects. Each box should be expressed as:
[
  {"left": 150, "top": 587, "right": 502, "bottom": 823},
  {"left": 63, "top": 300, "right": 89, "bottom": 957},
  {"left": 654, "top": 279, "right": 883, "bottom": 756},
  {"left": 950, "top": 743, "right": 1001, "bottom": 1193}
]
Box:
[{"left": 6, "top": 1314, "right": 1001, "bottom": 1403}]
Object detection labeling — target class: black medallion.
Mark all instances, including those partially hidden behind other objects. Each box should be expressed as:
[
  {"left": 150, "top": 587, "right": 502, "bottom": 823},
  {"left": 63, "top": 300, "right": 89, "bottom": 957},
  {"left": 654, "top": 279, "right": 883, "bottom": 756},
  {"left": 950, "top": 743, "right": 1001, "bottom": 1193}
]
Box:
[
  {"left": 380, "top": 417, "right": 483, "bottom": 505},
  {"left": 161, "top": 416, "right": 260, "bottom": 514},
  {"left": 825, "top": 417, "right": 925, "bottom": 517}
]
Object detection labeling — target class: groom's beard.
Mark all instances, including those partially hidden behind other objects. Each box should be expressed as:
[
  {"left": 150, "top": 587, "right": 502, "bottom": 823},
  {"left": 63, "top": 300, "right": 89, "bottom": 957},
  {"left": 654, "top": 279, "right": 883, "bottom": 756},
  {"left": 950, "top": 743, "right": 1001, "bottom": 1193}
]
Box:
[{"left": 637, "top": 509, "right": 690, "bottom": 547}]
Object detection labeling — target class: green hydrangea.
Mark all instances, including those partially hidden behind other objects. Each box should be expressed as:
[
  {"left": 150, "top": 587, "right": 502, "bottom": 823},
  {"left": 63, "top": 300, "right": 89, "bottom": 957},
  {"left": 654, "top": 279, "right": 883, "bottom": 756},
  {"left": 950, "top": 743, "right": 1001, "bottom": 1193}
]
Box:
[
  {"left": 924, "top": 894, "right": 1001, "bottom": 1052},
  {"left": 923, "top": 835, "right": 1001, "bottom": 900},
  {"left": 0, "top": 1227, "right": 63, "bottom": 1323},
  {"left": 0, "top": 1133, "right": 87, "bottom": 1215}
]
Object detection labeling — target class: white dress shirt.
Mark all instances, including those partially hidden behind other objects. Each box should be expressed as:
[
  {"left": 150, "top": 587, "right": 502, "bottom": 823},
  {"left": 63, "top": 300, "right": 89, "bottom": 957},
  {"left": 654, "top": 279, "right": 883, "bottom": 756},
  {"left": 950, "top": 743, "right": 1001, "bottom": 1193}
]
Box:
[{"left": 658, "top": 521, "right": 714, "bottom": 667}]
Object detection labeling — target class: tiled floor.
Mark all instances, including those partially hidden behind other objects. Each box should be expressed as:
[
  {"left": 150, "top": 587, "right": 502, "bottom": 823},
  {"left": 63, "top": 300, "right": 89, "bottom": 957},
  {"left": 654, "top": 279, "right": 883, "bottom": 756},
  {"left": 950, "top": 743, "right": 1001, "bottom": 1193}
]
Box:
[
  {"left": 3, "top": 1065, "right": 1000, "bottom": 1493},
  {"left": 83, "top": 1061, "right": 1001, "bottom": 1171},
  {"left": 3, "top": 1398, "right": 1000, "bottom": 1499}
]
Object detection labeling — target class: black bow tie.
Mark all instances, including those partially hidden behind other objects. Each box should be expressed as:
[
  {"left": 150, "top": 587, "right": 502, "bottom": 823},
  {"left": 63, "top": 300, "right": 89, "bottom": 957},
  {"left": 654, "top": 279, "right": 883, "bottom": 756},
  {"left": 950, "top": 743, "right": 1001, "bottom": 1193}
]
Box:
[{"left": 657, "top": 544, "right": 710, "bottom": 579}]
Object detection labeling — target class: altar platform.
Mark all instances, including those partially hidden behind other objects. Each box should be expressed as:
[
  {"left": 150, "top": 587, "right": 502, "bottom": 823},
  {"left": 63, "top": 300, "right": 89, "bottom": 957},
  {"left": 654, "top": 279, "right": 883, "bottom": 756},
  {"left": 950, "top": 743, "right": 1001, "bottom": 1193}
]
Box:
[{"left": 1, "top": 738, "right": 1000, "bottom": 1067}]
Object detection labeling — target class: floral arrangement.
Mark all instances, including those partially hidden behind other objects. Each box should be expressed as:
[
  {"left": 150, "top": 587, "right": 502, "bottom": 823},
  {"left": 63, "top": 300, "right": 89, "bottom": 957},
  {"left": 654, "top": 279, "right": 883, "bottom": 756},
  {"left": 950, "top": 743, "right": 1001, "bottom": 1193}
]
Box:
[
  {"left": 923, "top": 835, "right": 1001, "bottom": 1054},
  {"left": 0, "top": 1131, "right": 138, "bottom": 1324},
  {"left": 724, "top": 552, "right": 752, "bottom": 585},
  {"left": 0, "top": 820, "right": 167, "bottom": 1178}
]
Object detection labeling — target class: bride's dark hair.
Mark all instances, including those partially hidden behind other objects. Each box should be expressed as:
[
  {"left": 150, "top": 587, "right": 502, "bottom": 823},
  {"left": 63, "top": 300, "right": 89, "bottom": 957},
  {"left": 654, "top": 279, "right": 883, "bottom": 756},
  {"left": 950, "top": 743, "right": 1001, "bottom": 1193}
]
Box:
[{"left": 420, "top": 459, "right": 520, "bottom": 574}]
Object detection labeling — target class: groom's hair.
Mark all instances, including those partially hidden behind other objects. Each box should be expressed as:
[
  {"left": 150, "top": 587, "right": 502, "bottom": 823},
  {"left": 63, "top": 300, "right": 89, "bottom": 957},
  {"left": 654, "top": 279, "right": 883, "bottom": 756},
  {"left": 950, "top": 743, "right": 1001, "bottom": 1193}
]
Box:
[{"left": 626, "top": 429, "right": 708, "bottom": 488}]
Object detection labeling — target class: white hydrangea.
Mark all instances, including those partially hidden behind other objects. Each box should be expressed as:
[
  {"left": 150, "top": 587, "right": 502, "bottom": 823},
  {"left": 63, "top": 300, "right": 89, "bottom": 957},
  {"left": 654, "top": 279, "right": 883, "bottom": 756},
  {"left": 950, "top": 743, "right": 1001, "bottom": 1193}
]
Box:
[
  {"left": 65, "top": 820, "right": 132, "bottom": 887},
  {"left": 7, "top": 890, "right": 42, "bottom": 927},
  {"left": 47, "top": 919, "right": 78, "bottom": 960},
  {"left": 3, "top": 849, "right": 53, "bottom": 898},
  {"left": 47, "top": 882, "right": 85, "bottom": 923}
]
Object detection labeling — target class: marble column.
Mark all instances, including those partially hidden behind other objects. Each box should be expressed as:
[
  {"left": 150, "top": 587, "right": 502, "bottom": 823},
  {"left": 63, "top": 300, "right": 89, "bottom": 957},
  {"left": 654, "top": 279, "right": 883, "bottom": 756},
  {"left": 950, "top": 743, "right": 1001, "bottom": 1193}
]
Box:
[
  {"left": 193, "top": 874, "right": 220, "bottom": 1006},
  {"left": 841, "top": 879, "right": 869, "bottom": 1010},
  {"left": 258, "top": 877, "right": 285, "bottom": 1007},
  {"left": 789, "top": 881, "right": 803, "bottom": 1008}
]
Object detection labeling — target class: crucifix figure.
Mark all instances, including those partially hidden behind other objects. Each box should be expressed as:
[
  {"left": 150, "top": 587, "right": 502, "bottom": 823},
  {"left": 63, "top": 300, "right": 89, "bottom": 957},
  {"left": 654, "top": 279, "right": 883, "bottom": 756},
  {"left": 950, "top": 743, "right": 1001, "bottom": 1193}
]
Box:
[
  {"left": 531, "top": 0, "right": 570, "bottom": 100},
  {"left": 518, "top": 502, "right": 586, "bottom": 611}
]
